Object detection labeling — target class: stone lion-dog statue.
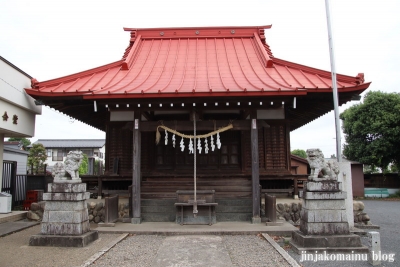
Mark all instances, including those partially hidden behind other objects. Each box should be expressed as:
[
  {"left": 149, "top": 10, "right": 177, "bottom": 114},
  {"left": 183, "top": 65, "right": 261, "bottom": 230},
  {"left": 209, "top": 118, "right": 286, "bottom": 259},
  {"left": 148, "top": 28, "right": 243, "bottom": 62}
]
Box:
[
  {"left": 52, "top": 162, "right": 66, "bottom": 181},
  {"left": 306, "top": 148, "right": 339, "bottom": 181},
  {"left": 64, "top": 150, "right": 84, "bottom": 180}
]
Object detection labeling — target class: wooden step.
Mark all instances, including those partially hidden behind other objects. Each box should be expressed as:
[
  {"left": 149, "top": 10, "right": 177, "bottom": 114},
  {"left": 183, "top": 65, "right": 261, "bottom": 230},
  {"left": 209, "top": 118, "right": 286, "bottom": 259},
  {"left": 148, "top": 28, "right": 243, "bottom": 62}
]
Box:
[
  {"left": 141, "top": 186, "right": 251, "bottom": 193},
  {"left": 141, "top": 192, "right": 252, "bottom": 199},
  {"left": 140, "top": 198, "right": 253, "bottom": 222}
]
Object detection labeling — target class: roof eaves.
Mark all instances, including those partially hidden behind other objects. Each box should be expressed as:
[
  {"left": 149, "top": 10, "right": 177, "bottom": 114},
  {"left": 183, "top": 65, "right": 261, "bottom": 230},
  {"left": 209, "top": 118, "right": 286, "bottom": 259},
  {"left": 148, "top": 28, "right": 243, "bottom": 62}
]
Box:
[
  {"left": 83, "top": 90, "right": 308, "bottom": 100},
  {"left": 304, "top": 82, "right": 371, "bottom": 93},
  {"left": 27, "top": 60, "right": 125, "bottom": 90},
  {"left": 290, "top": 154, "right": 309, "bottom": 164},
  {"left": 4, "top": 147, "right": 29, "bottom": 155},
  {"left": 273, "top": 58, "right": 370, "bottom": 87},
  {"left": 0, "top": 55, "right": 32, "bottom": 79}
]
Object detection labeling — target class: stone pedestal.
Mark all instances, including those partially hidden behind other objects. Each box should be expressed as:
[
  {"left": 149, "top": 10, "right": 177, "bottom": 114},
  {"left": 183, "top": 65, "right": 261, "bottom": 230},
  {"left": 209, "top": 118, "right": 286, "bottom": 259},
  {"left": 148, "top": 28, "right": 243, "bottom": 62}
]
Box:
[
  {"left": 290, "top": 181, "right": 367, "bottom": 254},
  {"left": 29, "top": 182, "right": 98, "bottom": 247}
]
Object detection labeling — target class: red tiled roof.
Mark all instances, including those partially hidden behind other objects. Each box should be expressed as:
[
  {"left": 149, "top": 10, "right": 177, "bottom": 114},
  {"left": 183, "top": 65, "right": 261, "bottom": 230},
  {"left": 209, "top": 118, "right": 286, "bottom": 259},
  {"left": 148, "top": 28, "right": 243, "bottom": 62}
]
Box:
[{"left": 26, "top": 26, "right": 370, "bottom": 99}]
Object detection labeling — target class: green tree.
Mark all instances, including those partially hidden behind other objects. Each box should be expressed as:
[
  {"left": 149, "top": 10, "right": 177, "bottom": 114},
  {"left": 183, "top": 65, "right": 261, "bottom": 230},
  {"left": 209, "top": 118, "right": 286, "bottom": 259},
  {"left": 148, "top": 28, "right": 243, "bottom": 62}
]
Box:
[
  {"left": 340, "top": 91, "right": 400, "bottom": 171},
  {"left": 291, "top": 149, "right": 307, "bottom": 159},
  {"left": 78, "top": 153, "right": 88, "bottom": 175},
  {"left": 28, "top": 143, "right": 47, "bottom": 174},
  {"left": 363, "top": 165, "right": 379, "bottom": 174},
  {"left": 7, "top": 137, "right": 31, "bottom": 150}
]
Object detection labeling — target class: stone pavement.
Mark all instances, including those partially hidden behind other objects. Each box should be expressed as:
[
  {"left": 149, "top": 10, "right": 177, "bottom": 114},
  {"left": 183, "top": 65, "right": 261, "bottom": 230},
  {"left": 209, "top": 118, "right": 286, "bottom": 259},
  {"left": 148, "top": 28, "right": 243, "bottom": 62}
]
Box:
[{"left": 153, "top": 235, "right": 234, "bottom": 267}]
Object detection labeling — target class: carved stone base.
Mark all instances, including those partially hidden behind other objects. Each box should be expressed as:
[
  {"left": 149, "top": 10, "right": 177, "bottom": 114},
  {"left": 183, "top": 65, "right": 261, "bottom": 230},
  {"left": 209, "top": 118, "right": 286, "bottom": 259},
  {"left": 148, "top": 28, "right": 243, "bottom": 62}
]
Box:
[
  {"left": 252, "top": 216, "right": 261, "bottom": 224},
  {"left": 131, "top": 217, "right": 142, "bottom": 224},
  {"left": 290, "top": 231, "right": 368, "bottom": 254},
  {"left": 300, "top": 182, "right": 349, "bottom": 235},
  {"left": 29, "top": 231, "right": 98, "bottom": 247},
  {"left": 30, "top": 182, "right": 98, "bottom": 247},
  {"left": 290, "top": 181, "right": 366, "bottom": 253}
]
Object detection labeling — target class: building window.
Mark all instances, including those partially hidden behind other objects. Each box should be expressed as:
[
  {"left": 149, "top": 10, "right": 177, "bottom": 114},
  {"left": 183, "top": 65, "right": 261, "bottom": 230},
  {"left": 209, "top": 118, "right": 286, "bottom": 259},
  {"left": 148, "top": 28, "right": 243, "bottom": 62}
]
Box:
[
  {"left": 93, "top": 152, "right": 103, "bottom": 159},
  {"left": 47, "top": 149, "right": 52, "bottom": 157},
  {"left": 52, "top": 149, "right": 64, "bottom": 161},
  {"left": 81, "top": 149, "right": 93, "bottom": 156}
]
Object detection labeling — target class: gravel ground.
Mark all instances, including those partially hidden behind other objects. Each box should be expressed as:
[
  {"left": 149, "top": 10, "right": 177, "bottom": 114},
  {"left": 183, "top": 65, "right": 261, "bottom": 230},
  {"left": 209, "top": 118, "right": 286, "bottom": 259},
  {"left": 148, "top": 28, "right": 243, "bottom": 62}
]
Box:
[
  {"left": 0, "top": 225, "right": 121, "bottom": 267},
  {"left": 91, "top": 234, "right": 291, "bottom": 267},
  {"left": 90, "top": 235, "right": 165, "bottom": 267},
  {"left": 223, "top": 235, "right": 291, "bottom": 267}
]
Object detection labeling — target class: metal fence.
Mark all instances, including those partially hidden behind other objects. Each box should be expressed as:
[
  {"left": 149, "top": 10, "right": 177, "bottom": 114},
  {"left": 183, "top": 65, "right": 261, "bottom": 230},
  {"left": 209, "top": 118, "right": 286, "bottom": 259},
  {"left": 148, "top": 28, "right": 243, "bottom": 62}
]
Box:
[{"left": 2, "top": 161, "right": 28, "bottom": 209}]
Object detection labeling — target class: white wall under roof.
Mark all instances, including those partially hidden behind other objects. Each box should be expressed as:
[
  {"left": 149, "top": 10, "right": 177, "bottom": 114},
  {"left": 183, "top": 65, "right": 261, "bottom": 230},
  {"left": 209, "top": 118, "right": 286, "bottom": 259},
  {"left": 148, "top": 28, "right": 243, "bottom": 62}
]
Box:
[
  {"left": 0, "top": 57, "right": 42, "bottom": 137},
  {"left": 1, "top": 57, "right": 42, "bottom": 190}
]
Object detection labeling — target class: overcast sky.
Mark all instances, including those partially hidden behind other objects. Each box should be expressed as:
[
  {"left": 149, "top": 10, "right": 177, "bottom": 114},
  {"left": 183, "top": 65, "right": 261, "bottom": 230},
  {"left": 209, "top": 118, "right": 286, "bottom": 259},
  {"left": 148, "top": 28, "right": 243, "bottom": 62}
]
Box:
[{"left": 1, "top": 0, "right": 399, "bottom": 158}]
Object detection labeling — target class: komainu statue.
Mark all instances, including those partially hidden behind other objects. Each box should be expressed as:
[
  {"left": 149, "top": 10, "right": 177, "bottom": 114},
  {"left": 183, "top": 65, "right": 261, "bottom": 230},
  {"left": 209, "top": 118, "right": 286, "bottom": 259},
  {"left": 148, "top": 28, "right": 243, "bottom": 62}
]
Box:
[
  {"left": 64, "top": 151, "right": 84, "bottom": 180},
  {"left": 51, "top": 150, "right": 84, "bottom": 182},
  {"left": 52, "top": 162, "right": 66, "bottom": 181},
  {"left": 306, "top": 148, "right": 339, "bottom": 181}
]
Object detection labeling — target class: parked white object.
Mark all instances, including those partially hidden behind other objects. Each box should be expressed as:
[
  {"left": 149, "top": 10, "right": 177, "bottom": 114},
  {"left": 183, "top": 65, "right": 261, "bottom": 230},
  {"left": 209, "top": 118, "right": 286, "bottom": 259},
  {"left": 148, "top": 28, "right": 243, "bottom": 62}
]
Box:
[{"left": 0, "top": 192, "right": 12, "bottom": 213}]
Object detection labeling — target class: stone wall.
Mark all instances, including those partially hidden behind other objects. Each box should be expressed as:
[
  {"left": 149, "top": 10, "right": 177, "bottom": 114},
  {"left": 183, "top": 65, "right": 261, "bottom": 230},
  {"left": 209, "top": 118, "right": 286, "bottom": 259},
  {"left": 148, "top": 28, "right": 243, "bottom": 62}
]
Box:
[
  {"left": 27, "top": 201, "right": 130, "bottom": 223},
  {"left": 276, "top": 202, "right": 302, "bottom": 225},
  {"left": 276, "top": 201, "right": 371, "bottom": 226}
]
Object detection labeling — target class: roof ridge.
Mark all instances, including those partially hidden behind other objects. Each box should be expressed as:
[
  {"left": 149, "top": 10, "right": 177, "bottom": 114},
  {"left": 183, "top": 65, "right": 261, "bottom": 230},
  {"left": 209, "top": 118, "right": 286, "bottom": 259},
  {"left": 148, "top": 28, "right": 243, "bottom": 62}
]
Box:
[{"left": 123, "top": 25, "right": 272, "bottom": 31}]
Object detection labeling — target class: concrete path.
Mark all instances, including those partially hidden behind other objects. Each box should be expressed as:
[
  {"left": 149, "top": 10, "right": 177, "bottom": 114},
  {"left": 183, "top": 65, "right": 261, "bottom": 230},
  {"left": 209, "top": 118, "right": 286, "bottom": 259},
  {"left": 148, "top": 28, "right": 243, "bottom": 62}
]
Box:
[
  {"left": 0, "top": 220, "right": 39, "bottom": 237},
  {"left": 152, "top": 235, "right": 233, "bottom": 267},
  {"left": 94, "top": 221, "right": 297, "bottom": 236}
]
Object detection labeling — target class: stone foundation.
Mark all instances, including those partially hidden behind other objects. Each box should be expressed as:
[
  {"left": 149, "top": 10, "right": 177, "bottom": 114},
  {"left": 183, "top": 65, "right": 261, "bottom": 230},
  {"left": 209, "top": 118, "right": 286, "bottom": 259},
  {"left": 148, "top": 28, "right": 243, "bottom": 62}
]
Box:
[
  {"left": 29, "top": 182, "right": 98, "bottom": 247},
  {"left": 29, "top": 231, "right": 98, "bottom": 247},
  {"left": 290, "top": 180, "right": 367, "bottom": 254},
  {"left": 27, "top": 199, "right": 130, "bottom": 224}
]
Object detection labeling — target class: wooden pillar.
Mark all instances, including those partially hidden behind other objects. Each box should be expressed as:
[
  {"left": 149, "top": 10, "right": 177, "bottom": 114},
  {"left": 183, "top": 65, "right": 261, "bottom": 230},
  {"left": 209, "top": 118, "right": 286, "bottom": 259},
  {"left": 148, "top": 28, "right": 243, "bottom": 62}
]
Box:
[
  {"left": 131, "top": 112, "right": 142, "bottom": 224},
  {"left": 251, "top": 117, "right": 261, "bottom": 223}
]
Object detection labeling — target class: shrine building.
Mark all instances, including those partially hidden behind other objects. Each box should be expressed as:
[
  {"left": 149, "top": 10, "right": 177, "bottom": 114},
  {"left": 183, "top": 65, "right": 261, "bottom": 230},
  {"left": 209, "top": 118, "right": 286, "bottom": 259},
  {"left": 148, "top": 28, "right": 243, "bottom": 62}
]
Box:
[{"left": 25, "top": 26, "right": 370, "bottom": 224}]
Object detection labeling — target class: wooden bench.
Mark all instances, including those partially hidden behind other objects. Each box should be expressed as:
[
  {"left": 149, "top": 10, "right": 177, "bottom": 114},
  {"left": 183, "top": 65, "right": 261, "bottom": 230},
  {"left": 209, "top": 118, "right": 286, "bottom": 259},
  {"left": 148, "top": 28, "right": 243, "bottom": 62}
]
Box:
[
  {"left": 261, "top": 188, "right": 294, "bottom": 196},
  {"left": 174, "top": 190, "right": 218, "bottom": 225}
]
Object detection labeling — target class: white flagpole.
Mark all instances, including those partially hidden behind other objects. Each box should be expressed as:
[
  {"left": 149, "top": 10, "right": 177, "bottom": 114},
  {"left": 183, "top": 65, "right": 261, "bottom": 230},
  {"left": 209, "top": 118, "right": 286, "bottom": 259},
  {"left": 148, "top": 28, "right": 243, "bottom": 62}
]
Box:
[
  {"left": 325, "top": 0, "right": 342, "bottom": 162},
  {"left": 193, "top": 111, "right": 198, "bottom": 217}
]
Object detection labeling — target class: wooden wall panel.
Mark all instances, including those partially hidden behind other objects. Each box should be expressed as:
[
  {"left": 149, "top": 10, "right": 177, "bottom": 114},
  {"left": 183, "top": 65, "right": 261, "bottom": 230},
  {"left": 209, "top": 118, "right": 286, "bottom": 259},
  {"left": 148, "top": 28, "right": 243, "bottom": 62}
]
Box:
[
  {"left": 106, "top": 122, "right": 133, "bottom": 176},
  {"left": 264, "top": 124, "right": 288, "bottom": 170},
  {"left": 244, "top": 131, "right": 252, "bottom": 170},
  {"left": 141, "top": 132, "right": 154, "bottom": 171},
  {"left": 105, "top": 121, "right": 290, "bottom": 176},
  {"left": 243, "top": 124, "right": 288, "bottom": 173}
]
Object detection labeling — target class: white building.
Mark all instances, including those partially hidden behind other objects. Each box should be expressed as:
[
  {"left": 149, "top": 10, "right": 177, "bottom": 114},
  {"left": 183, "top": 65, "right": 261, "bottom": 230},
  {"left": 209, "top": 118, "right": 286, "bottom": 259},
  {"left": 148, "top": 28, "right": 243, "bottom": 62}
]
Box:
[
  {"left": 31, "top": 139, "right": 105, "bottom": 174},
  {"left": 3, "top": 141, "right": 29, "bottom": 175},
  {"left": 1, "top": 56, "right": 42, "bottom": 190}
]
